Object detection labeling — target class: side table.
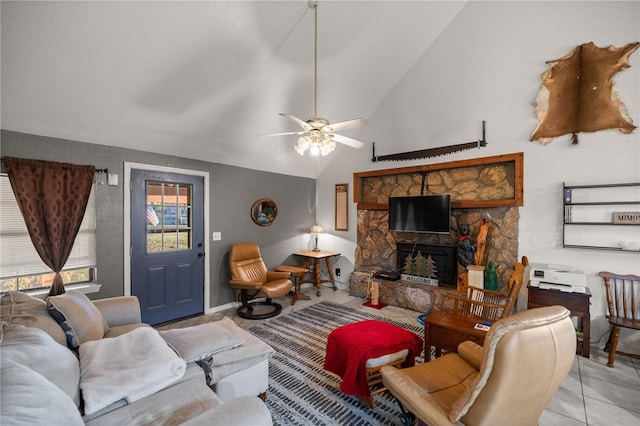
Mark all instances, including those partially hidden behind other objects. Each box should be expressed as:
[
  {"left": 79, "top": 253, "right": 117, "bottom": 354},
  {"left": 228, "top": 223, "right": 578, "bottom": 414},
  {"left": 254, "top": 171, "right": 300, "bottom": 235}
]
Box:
[
  {"left": 424, "top": 311, "right": 487, "bottom": 361},
  {"left": 294, "top": 250, "right": 340, "bottom": 296},
  {"left": 527, "top": 285, "right": 591, "bottom": 357},
  {"left": 275, "top": 265, "right": 310, "bottom": 305}
]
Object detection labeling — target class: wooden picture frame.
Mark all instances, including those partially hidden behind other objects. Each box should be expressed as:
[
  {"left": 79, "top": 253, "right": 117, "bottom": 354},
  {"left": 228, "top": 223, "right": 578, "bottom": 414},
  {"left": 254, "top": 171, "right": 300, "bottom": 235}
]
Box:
[{"left": 335, "top": 183, "right": 348, "bottom": 231}]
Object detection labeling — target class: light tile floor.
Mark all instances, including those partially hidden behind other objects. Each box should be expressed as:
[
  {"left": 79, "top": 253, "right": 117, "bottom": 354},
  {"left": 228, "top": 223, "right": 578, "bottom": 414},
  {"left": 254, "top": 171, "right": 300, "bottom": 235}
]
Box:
[{"left": 159, "top": 284, "right": 640, "bottom": 426}]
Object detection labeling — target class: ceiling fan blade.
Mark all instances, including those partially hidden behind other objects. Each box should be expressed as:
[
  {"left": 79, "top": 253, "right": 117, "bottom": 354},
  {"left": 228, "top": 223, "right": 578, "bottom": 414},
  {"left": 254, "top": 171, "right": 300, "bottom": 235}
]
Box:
[
  {"left": 280, "top": 113, "right": 313, "bottom": 131},
  {"left": 322, "top": 118, "right": 368, "bottom": 133},
  {"left": 329, "top": 133, "right": 366, "bottom": 149},
  {"left": 257, "top": 131, "right": 306, "bottom": 138}
]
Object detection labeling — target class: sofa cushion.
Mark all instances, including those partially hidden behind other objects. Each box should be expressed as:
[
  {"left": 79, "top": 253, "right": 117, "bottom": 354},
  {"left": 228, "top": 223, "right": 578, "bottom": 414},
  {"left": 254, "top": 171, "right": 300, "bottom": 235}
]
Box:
[
  {"left": 1, "top": 324, "right": 81, "bottom": 407},
  {"left": 0, "top": 360, "right": 84, "bottom": 426},
  {"left": 0, "top": 291, "right": 66, "bottom": 345},
  {"left": 47, "top": 290, "right": 109, "bottom": 348},
  {"left": 160, "top": 321, "right": 244, "bottom": 362}
]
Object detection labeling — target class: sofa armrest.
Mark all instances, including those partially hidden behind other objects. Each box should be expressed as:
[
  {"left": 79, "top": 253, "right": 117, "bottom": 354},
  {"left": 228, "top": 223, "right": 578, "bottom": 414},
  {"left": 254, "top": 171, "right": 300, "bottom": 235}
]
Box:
[
  {"left": 200, "top": 396, "right": 272, "bottom": 426},
  {"left": 93, "top": 296, "right": 141, "bottom": 327}
]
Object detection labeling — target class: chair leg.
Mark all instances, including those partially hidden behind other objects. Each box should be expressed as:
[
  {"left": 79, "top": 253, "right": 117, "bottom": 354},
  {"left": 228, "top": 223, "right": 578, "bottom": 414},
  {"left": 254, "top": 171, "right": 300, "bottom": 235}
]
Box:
[{"left": 607, "top": 325, "right": 620, "bottom": 367}]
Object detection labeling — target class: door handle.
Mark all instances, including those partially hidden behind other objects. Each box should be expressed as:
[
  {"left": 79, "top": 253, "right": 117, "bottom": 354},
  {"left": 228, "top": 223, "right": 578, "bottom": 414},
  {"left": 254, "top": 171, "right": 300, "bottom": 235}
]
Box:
[{"left": 198, "top": 252, "right": 205, "bottom": 258}]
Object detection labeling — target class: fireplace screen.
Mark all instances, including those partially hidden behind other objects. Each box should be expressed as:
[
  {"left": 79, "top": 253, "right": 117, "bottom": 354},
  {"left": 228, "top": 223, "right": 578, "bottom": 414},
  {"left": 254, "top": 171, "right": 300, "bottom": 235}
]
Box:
[{"left": 396, "top": 243, "right": 457, "bottom": 288}]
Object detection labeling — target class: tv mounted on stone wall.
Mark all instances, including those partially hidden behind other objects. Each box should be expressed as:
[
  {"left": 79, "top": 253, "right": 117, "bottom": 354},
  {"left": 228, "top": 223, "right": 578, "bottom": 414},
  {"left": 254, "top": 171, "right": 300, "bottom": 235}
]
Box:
[{"left": 388, "top": 195, "right": 451, "bottom": 234}]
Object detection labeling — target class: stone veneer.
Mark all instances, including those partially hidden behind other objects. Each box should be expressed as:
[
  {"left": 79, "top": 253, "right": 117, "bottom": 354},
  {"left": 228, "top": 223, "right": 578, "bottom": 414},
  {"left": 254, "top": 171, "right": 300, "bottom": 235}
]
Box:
[{"left": 351, "top": 161, "right": 520, "bottom": 312}]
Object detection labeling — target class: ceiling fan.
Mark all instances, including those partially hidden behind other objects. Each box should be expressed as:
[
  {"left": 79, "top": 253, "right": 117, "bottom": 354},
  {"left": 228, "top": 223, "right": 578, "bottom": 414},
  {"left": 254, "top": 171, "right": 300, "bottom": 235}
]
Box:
[{"left": 261, "top": 0, "right": 368, "bottom": 156}]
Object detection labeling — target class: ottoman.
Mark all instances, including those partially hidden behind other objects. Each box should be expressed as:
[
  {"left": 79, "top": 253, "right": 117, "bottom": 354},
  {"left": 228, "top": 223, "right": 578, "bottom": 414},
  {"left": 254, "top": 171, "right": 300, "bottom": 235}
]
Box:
[{"left": 324, "top": 320, "right": 422, "bottom": 408}]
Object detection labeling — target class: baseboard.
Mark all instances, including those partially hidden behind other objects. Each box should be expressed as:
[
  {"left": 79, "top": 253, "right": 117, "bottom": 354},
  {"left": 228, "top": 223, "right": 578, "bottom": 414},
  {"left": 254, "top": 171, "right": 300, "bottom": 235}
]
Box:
[{"left": 205, "top": 301, "right": 241, "bottom": 315}]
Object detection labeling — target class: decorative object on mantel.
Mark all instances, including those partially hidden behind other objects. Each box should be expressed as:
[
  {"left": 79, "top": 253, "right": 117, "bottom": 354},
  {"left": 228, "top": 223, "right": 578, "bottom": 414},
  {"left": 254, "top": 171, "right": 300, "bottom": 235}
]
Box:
[
  {"left": 473, "top": 218, "right": 492, "bottom": 266},
  {"left": 484, "top": 261, "right": 498, "bottom": 291},
  {"left": 457, "top": 224, "right": 476, "bottom": 268},
  {"left": 400, "top": 251, "right": 439, "bottom": 286},
  {"left": 531, "top": 41, "right": 640, "bottom": 145},
  {"left": 371, "top": 120, "right": 487, "bottom": 162},
  {"left": 260, "top": 0, "right": 367, "bottom": 156}
]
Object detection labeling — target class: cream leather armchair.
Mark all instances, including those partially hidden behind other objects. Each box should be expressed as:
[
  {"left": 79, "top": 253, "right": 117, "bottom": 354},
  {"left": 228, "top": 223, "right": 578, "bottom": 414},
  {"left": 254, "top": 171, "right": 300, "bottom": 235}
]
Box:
[
  {"left": 229, "top": 242, "right": 292, "bottom": 320},
  {"left": 381, "top": 305, "right": 576, "bottom": 426}
]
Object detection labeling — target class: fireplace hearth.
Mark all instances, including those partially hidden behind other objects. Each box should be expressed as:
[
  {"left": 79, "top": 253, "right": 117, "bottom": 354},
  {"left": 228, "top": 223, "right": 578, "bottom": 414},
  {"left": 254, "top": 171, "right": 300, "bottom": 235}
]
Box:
[{"left": 396, "top": 243, "right": 457, "bottom": 288}]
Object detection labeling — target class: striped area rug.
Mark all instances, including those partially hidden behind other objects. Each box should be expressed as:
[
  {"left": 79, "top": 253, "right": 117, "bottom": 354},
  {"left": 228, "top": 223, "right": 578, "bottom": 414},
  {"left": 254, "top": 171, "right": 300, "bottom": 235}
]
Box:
[{"left": 249, "top": 301, "right": 425, "bottom": 426}]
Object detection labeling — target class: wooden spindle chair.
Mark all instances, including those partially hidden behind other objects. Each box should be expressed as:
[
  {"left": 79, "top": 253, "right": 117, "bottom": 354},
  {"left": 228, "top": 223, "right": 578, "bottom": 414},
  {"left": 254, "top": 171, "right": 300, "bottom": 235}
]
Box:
[{"left": 599, "top": 271, "right": 640, "bottom": 367}]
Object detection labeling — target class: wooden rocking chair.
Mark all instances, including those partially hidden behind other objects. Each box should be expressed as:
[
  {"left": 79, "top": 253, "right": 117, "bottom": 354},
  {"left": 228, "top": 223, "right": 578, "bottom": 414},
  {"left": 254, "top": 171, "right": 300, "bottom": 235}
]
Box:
[{"left": 449, "top": 256, "right": 529, "bottom": 323}]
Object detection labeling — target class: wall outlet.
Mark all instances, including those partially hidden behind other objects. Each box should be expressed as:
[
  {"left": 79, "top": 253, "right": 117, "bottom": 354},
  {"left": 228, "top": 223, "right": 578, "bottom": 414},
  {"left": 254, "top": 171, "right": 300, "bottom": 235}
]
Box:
[
  {"left": 212, "top": 231, "right": 222, "bottom": 241},
  {"left": 336, "top": 268, "right": 341, "bottom": 277}
]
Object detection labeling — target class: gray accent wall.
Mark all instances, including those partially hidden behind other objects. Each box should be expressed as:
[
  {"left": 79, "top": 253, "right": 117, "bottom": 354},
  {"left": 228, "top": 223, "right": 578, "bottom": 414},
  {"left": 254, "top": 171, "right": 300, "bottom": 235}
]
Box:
[{"left": 1, "top": 130, "right": 316, "bottom": 309}]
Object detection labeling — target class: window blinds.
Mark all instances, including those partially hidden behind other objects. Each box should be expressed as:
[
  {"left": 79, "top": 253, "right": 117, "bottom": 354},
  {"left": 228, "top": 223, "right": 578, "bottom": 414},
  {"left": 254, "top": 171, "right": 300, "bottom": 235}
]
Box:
[{"left": 0, "top": 176, "right": 96, "bottom": 279}]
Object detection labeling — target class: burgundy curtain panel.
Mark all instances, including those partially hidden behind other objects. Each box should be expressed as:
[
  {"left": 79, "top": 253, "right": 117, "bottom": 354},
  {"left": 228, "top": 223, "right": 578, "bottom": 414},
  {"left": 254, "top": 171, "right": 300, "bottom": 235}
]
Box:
[{"left": 3, "top": 157, "right": 95, "bottom": 296}]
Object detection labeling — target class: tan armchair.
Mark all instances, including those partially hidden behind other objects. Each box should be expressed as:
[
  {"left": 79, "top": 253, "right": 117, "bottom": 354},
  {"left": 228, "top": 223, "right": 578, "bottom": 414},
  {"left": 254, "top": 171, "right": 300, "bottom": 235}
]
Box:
[
  {"left": 381, "top": 305, "right": 576, "bottom": 426},
  {"left": 449, "top": 256, "right": 529, "bottom": 323},
  {"left": 229, "top": 242, "right": 292, "bottom": 319}
]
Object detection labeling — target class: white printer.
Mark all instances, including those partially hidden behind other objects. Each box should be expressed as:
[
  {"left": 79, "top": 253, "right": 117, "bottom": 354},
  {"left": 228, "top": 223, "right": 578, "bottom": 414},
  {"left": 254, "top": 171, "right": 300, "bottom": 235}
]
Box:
[{"left": 529, "top": 263, "right": 588, "bottom": 293}]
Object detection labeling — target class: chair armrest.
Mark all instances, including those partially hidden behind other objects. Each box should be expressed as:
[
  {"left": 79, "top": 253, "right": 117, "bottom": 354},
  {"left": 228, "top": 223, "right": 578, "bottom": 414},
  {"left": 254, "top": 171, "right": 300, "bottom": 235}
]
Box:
[
  {"left": 229, "top": 280, "right": 263, "bottom": 290},
  {"left": 93, "top": 296, "right": 141, "bottom": 327},
  {"left": 381, "top": 366, "right": 454, "bottom": 426},
  {"left": 458, "top": 341, "right": 483, "bottom": 370},
  {"left": 267, "top": 271, "right": 290, "bottom": 281}
]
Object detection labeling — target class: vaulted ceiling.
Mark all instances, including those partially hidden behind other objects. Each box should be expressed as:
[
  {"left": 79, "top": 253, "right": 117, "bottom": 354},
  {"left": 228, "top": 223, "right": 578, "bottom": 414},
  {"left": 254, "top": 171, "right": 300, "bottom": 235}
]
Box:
[{"left": 1, "top": 1, "right": 466, "bottom": 178}]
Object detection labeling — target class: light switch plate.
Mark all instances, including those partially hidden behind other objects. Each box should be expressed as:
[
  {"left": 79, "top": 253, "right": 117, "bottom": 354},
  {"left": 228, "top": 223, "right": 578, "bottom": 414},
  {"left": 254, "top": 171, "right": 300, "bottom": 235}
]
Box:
[{"left": 212, "top": 232, "right": 222, "bottom": 241}]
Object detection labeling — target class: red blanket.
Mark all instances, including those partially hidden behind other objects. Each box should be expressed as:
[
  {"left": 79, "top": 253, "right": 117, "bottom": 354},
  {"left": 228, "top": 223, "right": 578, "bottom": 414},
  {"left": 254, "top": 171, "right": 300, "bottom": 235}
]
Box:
[{"left": 323, "top": 320, "right": 422, "bottom": 397}]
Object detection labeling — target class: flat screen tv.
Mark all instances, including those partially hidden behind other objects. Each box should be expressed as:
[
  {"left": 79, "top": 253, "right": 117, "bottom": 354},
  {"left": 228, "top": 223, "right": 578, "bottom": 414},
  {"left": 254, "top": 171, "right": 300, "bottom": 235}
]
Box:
[{"left": 388, "top": 195, "right": 451, "bottom": 234}]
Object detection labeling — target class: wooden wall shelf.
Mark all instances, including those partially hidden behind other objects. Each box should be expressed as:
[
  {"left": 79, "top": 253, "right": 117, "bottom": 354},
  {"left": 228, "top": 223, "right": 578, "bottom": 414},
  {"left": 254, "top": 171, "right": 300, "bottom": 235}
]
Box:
[{"left": 353, "top": 152, "right": 524, "bottom": 210}]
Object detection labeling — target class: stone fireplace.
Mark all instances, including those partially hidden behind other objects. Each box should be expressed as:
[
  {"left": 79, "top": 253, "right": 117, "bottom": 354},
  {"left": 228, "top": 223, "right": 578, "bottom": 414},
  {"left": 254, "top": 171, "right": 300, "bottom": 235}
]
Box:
[{"left": 349, "top": 153, "right": 523, "bottom": 313}]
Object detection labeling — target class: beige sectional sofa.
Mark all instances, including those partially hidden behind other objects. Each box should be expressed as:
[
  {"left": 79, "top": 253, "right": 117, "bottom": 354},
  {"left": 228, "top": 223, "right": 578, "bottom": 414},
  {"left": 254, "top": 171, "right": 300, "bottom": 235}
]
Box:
[{"left": 0, "top": 290, "right": 273, "bottom": 425}]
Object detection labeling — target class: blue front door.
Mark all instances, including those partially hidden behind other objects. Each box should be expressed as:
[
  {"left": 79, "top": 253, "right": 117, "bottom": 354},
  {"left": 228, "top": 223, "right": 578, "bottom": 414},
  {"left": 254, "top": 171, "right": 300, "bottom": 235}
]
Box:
[{"left": 130, "top": 169, "right": 204, "bottom": 325}]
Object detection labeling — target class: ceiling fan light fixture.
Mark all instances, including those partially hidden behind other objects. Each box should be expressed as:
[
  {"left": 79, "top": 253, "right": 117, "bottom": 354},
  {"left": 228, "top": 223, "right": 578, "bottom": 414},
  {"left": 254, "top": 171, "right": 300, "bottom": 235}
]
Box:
[
  {"left": 319, "top": 139, "right": 336, "bottom": 156},
  {"left": 260, "top": 0, "right": 368, "bottom": 155}
]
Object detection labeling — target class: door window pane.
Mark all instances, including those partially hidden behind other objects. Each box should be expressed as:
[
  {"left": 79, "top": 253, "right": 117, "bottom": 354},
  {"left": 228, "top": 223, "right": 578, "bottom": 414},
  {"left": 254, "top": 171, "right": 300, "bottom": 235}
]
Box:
[{"left": 146, "top": 182, "right": 192, "bottom": 253}]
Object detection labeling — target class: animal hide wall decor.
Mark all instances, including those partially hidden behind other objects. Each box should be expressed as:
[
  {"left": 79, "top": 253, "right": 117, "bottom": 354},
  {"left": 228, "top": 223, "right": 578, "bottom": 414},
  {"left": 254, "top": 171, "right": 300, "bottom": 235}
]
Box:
[{"left": 531, "top": 41, "right": 640, "bottom": 144}]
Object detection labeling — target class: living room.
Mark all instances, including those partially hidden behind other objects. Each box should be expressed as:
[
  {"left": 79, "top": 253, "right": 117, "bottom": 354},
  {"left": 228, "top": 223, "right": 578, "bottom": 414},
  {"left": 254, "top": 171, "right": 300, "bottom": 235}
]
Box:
[{"left": 1, "top": 1, "right": 639, "bottom": 425}]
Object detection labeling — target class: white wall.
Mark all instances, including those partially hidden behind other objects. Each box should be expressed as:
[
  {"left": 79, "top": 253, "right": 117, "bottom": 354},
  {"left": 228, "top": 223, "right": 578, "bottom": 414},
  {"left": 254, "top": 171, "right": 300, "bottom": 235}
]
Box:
[{"left": 318, "top": 1, "right": 640, "bottom": 351}]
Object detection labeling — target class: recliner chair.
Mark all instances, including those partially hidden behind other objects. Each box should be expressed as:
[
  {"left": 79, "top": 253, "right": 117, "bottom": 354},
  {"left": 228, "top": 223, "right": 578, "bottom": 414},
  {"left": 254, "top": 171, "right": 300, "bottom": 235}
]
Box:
[
  {"left": 229, "top": 242, "right": 292, "bottom": 320},
  {"left": 381, "top": 305, "right": 576, "bottom": 426}
]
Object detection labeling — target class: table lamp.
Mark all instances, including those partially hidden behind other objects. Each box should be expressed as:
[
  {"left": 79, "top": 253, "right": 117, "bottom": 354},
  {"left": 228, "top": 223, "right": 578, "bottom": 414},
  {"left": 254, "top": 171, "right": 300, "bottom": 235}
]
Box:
[{"left": 309, "top": 225, "right": 325, "bottom": 251}]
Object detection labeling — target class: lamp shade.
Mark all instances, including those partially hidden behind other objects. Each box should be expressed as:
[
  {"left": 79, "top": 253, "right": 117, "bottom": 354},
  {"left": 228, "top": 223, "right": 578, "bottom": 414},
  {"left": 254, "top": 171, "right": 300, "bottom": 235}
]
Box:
[{"left": 309, "top": 225, "right": 325, "bottom": 234}]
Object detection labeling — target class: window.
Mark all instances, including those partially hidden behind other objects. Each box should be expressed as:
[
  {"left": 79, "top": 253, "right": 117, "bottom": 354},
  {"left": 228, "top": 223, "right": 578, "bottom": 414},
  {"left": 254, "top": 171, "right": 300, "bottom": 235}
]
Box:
[
  {"left": 0, "top": 175, "right": 97, "bottom": 292},
  {"left": 146, "top": 181, "right": 192, "bottom": 253}
]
